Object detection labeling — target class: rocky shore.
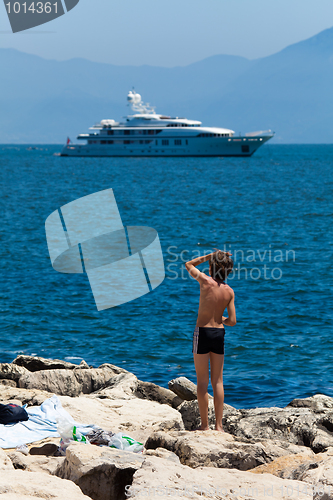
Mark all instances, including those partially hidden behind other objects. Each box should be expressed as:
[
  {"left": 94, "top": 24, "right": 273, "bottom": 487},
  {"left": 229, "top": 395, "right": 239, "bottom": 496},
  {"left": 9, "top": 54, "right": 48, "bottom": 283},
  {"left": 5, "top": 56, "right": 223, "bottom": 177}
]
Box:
[{"left": 1, "top": 356, "right": 333, "bottom": 499}]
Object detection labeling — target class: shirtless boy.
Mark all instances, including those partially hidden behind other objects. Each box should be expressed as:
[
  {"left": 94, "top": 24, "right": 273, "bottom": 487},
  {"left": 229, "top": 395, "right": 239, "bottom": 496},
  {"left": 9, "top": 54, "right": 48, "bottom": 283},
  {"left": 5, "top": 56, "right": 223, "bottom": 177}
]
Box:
[{"left": 185, "top": 250, "right": 236, "bottom": 432}]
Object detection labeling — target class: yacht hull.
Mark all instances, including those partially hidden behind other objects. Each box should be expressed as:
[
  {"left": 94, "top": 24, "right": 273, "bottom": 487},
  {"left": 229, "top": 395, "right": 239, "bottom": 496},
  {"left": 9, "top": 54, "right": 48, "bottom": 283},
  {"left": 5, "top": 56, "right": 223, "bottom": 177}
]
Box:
[{"left": 60, "top": 134, "right": 273, "bottom": 157}]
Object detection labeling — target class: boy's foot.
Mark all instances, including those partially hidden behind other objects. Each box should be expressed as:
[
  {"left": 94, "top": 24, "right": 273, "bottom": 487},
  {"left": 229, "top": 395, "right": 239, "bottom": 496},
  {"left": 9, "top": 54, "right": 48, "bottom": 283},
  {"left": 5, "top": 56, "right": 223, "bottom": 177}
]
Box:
[{"left": 192, "top": 425, "right": 209, "bottom": 431}]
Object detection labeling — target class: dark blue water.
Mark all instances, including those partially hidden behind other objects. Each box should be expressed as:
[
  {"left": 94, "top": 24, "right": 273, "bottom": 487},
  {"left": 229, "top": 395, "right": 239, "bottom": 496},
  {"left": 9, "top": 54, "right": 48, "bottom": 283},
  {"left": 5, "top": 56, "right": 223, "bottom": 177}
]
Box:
[{"left": 0, "top": 144, "right": 332, "bottom": 409}]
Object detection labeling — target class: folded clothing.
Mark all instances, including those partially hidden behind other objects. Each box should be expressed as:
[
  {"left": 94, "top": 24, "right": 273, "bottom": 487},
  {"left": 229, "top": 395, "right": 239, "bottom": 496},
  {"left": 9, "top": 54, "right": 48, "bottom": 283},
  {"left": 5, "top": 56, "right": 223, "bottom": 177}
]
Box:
[{"left": 85, "top": 428, "right": 115, "bottom": 446}]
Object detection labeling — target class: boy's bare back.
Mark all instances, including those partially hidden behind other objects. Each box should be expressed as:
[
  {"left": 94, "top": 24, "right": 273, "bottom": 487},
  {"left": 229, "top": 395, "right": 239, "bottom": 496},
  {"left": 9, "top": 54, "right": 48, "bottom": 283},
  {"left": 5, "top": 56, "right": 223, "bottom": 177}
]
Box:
[
  {"left": 185, "top": 250, "right": 236, "bottom": 328},
  {"left": 197, "top": 275, "right": 234, "bottom": 328}
]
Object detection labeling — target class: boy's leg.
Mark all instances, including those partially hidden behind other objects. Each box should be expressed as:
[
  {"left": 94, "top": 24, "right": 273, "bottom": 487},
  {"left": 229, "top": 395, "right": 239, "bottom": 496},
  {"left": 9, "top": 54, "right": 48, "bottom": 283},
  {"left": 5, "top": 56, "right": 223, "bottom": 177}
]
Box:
[
  {"left": 193, "top": 353, "right": 210, "bottom": 430},
  {"left": 210, "top": 353, "right": 224, "bottom": 431}
]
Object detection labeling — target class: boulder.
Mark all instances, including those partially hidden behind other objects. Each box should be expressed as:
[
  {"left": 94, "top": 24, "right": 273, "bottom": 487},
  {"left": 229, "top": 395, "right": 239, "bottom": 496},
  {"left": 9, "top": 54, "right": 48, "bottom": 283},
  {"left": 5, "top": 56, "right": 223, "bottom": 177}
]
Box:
[
  {"left": 12, "top": 354, "right": 85, "bottom": 371},
  {"left": 134, "top": 380, "right": 183, "bottom": 408},
  {"left": 129, "top": 455, "right": 313, "bottom": 500},
  {"left": 168, "top": 376, "right": 199, "bottom": 401},
  {"left": 18, "top": 366, "right": 127, "bottom": 397},
  {"left": 7, "top": 451, "right": 64, "bottom": 475},
  {"left": 0, "top": 379, "right": 16, "bottom": 387},
  {"left": 256, "top": 439, "right": 315, "bottom": 462},
  {"left": 0, "top": 386, "right": 53, "bottom": 406},
  {"left": 251, "top": 449, "right": 333, "bottom": 496},
  {"left": 91, "top": 371, "right": 184, "bottom": 407},
  {"left": 250, "top": 451, "right": 316, "bottom": 478},
  {"left": 144, "top": 447, "right": 180, "bottom": 463},
  {"left": 145, "top": 430, "right": 309, "bottom": 471},
  {"left": 287, "top": 394, "right": 333, "bottom": 412},
  {"left": 91, "top": 372, "right": 138, "bottom": 400},
  {"left": 311, "top": 427, "right": 333, "bottom": 453},
  {"left": 56, "top": 442, "right": 144, "bottom": 500},
  {"left": 98, "top": 362, "right": 130, "bottom": 374},
  {"left": 58, "top": 395, "right": 184, "bottom": 443},
  {"left": 178, "top": 399, "right": 240, "bottom": 430},
  {"left": 19, "top": 369, "right": 82, "bottom": 396},
  {"left": 294, "top": 456, "right": 333, "bottom": 490},
  {"left": 0, "top": 363, "right": 29, "bottom": 382},
  {"left": 0, "top": 448, "right": 14, "bottom": 470},
  {"left": 211, "top": 397, "right": 333, "bottom": 453},
  {"left": 0, "top": 469, "right": 91, "bottom": 499}
]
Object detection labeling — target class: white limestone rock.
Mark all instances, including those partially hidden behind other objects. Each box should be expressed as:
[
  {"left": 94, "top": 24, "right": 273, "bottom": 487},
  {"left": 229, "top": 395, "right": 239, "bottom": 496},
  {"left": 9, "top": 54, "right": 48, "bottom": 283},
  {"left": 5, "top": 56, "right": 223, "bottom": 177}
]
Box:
[
  {"left": 145, "top": 430, "right": 314, "bottom": 470},
  {"left": 129, "top": 455, "right": 313, "bottom": 500},
  {"left": 56, "top": 442, "right": 144, "bottom": 500},
  {"left": 0, "top": 469, "right": 92, "bottom": 499},
  {"left": 0, "top": 448, "right": 14, "bottom": 470},
  {"left": 58, "top": 395, "right": 184, "bottom": 443}
]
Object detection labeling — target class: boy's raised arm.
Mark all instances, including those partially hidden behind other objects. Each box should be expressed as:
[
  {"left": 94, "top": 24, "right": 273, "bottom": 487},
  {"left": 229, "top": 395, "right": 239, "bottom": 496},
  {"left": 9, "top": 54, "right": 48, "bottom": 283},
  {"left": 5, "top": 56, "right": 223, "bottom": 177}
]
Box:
[{"left": 185, "top": 253, "right": 213, "bottom": 281}]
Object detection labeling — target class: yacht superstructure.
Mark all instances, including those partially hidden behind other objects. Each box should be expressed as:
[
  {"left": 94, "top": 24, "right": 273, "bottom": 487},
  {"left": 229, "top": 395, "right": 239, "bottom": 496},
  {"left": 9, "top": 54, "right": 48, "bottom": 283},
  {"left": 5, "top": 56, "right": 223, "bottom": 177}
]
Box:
[{"left": 60, "top": 91, "right": 274, "bottom": 157}]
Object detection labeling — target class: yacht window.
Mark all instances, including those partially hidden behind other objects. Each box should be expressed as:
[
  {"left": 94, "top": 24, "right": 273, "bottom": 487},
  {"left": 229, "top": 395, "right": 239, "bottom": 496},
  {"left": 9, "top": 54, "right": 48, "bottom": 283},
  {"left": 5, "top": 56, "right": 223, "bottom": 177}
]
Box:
[
  {"left": 162, "top": 140, "right": 169, "bottom": 146},
  {"left": 155, "top": 140, "right": 158, "bottom": 145},
  {"left": 108, "top": 140, "right": 114, "bottom": 144},
  {"left": 242, "top": 145, "right": 250, "bottom": 153},
  {"left": 124, "top": 130, "right": 130, "bottom": 135},
  {"left": 124, "top": 140, "right": 130, "bottom": 144},
  {"left": 186, "top": 140, "right": 188, "bottom": 145},
  {"left": 148, "top": 130, "right": 154, "bottom": 135},
  {"left": 101, "top": 140, "right": 106, "bottom": 144},
  {"left": 107, "top": 130, "right": 113, "bottom": 135},
  {"left": 175, "top": 139, "right": 182, "bottom": 145},
  {"left": 145, "top": 140, "right": 151, "bottom": 144}
]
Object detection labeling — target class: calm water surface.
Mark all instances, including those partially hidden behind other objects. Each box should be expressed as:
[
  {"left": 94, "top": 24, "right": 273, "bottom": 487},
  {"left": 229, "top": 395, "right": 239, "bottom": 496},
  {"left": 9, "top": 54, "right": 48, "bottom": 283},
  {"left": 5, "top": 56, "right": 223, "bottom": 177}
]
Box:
[{"left": 0, "top": 144, "right": 332, "bottom": 409}]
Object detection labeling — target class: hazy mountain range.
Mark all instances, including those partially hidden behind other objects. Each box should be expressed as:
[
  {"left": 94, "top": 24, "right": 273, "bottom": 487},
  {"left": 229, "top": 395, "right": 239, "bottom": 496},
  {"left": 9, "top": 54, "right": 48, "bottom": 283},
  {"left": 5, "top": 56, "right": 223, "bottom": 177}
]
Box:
[{"left": 1, "top": 27, "right": 333, "bottom": 143}]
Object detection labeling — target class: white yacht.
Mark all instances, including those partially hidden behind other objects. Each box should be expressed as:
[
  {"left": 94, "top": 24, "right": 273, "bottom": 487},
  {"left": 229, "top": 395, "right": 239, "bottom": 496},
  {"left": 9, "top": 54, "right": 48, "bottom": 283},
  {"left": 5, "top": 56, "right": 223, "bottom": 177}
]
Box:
[{"left": 60, "top": 91, "right": 274, "bottom": 157}]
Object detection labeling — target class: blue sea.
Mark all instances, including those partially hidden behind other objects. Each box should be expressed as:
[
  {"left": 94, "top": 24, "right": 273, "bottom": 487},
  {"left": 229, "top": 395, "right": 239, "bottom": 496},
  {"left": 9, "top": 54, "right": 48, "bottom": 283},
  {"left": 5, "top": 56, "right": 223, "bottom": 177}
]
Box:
[{"left": 0, "top": 144, "right": 332, "bottom": 409}]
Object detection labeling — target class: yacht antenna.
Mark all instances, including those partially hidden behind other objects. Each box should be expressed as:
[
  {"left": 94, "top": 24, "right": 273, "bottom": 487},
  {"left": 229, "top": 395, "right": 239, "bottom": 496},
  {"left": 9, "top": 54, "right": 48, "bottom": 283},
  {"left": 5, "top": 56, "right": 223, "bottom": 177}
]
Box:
[{"left": 127, "top": 90, "right": 156, "bottom": 114}]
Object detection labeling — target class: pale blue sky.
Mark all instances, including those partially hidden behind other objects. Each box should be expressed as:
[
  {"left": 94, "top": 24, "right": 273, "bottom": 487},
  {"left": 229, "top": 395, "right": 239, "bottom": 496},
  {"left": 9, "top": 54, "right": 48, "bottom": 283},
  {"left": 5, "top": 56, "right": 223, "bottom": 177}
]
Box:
[{"left": 1, "top": 0, "right": 333, "bottom": 66}]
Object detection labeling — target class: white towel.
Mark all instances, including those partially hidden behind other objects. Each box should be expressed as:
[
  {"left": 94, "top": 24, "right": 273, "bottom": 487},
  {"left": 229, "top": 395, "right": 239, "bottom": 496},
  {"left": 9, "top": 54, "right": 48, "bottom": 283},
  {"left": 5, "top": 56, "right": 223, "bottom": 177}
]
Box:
[{"left": 0, "top": 395, "right": 96, "bottom": 449}]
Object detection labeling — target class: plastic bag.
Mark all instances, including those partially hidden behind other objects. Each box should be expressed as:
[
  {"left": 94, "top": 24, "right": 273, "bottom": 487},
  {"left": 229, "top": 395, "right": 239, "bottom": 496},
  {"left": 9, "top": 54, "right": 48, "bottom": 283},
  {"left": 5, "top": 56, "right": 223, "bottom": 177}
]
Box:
[
  {"left": 56, "top": 417, "right": 88, "bottom": 453},
  {"left": 108, "top": 432, "right": 143, "bottom": 453}
]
